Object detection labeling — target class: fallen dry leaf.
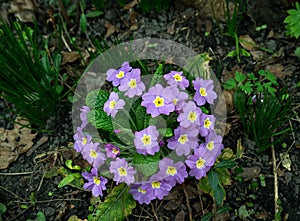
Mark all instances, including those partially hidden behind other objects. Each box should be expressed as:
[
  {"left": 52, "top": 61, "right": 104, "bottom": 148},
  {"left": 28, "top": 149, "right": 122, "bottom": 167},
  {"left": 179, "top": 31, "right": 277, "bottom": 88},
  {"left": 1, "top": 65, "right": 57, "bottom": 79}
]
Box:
[
  {"left": 215, "top": 89, "right": 234, "bottom": 116},
  {"left": 265, "top": 64, "right": 293, "bottom": 78},
  {"left": 239, "top": 35, "right": 256, "bottom": 51},
  {"left": 9, "top": 0, "right": 35, "bottom": 23},
  {"left": 124, "top": 0, "right": 138, "bottom": 10},
  {"left": 280, "top": 152, "right": 292, "bottom": 171},
  {"left": 105, "top": 22, "right": 117, "bottom": 38},
  {"left": 61, "top": 51, "right": 81, "bottom": 65},
  {"left": 240, "top": 166, "right": 261, "bottom": 181},
  {"left": 0, "top": 117, "right": 37, "bottom": 169}
]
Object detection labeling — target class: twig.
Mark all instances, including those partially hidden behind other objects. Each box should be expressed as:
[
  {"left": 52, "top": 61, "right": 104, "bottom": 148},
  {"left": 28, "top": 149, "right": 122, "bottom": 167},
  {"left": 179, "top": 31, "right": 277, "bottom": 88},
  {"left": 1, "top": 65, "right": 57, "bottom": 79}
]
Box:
[
  {"left": 0, "top": 186, "right": 24, "bottom": 201},
  {"left": 183, "top": 183, "right": 193, "bottom": 221},
  {"left": 37, "top": 171, "right": 46, "bottom": 192},
  {"left": 150, "top": 202, "right": 159, "bottom": 221},
  {"left": 0, "top": 172, "right": 33, "bottom": 176},
  {"left": 271, "top": 137, "right": 279, "bottom": 220},
  {"left": 195, "top": 180, "right": 204, "bottom": 215}
]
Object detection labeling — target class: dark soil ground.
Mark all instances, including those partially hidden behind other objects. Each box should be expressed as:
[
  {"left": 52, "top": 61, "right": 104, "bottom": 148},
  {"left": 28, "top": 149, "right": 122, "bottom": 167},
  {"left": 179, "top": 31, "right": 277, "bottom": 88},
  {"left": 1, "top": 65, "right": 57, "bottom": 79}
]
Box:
[{"left": 0, "top": 0, "right": 299, "bottom": 220}]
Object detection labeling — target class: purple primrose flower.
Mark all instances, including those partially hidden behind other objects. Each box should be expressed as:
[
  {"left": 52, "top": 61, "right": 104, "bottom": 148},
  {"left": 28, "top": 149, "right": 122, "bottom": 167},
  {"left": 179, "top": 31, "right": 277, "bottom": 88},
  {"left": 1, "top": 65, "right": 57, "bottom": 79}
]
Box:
[
  {"left": 109, "top": 158, "right": 136, "bottom": 185},
  {"left": 185, "top": 146, "right": 212, "bottom": 179},
  {"left": 177, "top": 101, "right": 202, "bottom": 128},
  {"left": 193, "top": 78, "right": 217, "bottom": 106},
  {"left": 144, "top": 174, "right": 173, "bottom": 200},
  {"left": 164, "top": 71, "right": 189, "bottom": 90},
  {"left": 168, "top": 86, "right": 188, "bottom": 111},
  {"left": 118, "top": 68, "right": 145, "bottom": 98},
  {"left": 104, "top": 143, "right": 120, "bottom": 159},
  {"left": 82, "top": 168, "right": 107, "bottom": 197},
  {"left": 202, "top": 131, "right": 224, "bottom": 160},
  {"left": 129, "top": 183, "right": 156, "bottom": 204},
  {"left": 81, "top": 142, "right": 106, "bottom": 168},
  {"left": 141, "top": 84, "right": 175, "bottom": 117},
  {"left": 134, "top": 126, "right": 159, "bottom": 155},
  {"left": 199, "top": 113, "right": 215, "bottom": 137},
  {"left": 167, "top": 126, "right": 199, "bottom": 156},
  {"left": 103, "top": 92, "right": 125, "bottom": 118},
  {"left": 106, "top": 62, "right": 132, "bottom": 86},
  {"left": 157, "top": 158, "right": 188, "bottom": 186},
  {"left": 73, "top": 127, "right": 92, "bottom": 153}
]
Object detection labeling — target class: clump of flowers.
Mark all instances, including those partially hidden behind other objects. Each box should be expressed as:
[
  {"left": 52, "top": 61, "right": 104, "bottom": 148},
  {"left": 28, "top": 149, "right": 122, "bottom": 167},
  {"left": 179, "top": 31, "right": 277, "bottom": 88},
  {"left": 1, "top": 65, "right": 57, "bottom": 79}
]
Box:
[{"left": 73, "top": 62, "right": 224, "bottom": 204}]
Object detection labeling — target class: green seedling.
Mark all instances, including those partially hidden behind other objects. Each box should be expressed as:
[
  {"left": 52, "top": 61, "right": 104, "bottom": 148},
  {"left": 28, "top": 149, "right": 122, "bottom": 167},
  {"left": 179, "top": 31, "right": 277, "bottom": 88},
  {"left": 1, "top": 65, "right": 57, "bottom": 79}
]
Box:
[{"left": 284, "top": 2, "right": 300, "bottom": 39}]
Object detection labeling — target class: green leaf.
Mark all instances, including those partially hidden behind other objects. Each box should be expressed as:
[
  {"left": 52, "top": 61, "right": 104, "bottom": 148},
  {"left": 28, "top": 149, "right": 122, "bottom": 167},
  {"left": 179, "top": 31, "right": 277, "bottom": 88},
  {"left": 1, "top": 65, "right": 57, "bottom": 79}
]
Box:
[
  {"left": 294, "top": 47, "right": 300, "bottom": 59},
  {"left": 132, "top": 153, "right": 160, "bottom": 177},
  {"left": 0, "top": 202, "right": 6, "bottom": 221},
  {"left": 227, "top": 50, "right": 237, "bottom": 57},
  {"left": 86, "top": 90, "right": 110, "bottom": 109},
  {"left": 247, "top": 73, "right": 257, "bottom": 81},
  {"left": 214, "top": 184, "right": 225, "bottom": 206},
  {"left": 200, "top": 212, "right": 213, "bottom": 221},
  {"left": 36, "top": 212, "right": 46, "bottom": 221},
  {"left": 265, "top": 71, "right": 278, "bottom": 85},
  {"left": 240, "top": 82, "right": 253, "bottom": 94},
  {"left": 88, "top": 109, "right": 113, "bottom": 132},
  {"left": 208, "top": 170, "right": 219, "bottom": 191},
  {"left": 65, "top": 160, "right": 81, "bottom": 170},
  {"left": 58, "top": 174, "right": 75, "bottom": 188},
  {"left": 86, "top": 11, "right": 103, "bottom": 18},
  {"left": 224, "top": 78, "right": 237, "bottom": 90},
  {"left": 216, "top": 160, "right": 238, "bottom": 168},
  {"left": 234, "top": 72, "right": 246, "bottom": 83},
  {"left": 80, "top": 13, "right": 87, "bottom": 32},
  {"left": 95, "top": 183, "right": 136, "bottom": 221}
]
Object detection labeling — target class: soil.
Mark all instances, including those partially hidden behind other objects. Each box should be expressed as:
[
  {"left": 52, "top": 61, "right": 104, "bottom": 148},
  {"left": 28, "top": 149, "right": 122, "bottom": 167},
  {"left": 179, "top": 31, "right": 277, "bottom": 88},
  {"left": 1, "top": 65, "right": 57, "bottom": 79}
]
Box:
[{"left": 0, "top": 0, "right": 299, "bottom": 221}]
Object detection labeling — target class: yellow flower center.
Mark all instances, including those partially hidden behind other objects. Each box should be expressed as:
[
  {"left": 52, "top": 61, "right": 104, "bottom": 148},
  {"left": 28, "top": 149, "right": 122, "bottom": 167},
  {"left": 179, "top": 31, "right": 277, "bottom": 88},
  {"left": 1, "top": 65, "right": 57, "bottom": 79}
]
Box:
[
  {"left": 173, "top": 74, "right": 182, "bottom": 82},
  {"left": 112, "top": 148, "right": 119, "bottom": 154},
  {"left": 206, "top": 141, "right": 214, "bottom": 151},
  {"left": 196, "top": 158, "right": 205, "bottom": 169},
  {"left": 116, "top": 71, "right": 124, "bottom": 79},
  {"left": 204, "top": 118, "right": 211, "bottom": 128},
  {"left": 166, "top": 166, "right": 177, "bottom": 176},
  {"left": 138, "top": 187, "right": 146, "bottom": 194},
  {"left": 172, "top": 98, "right": 178, "bottom": 105},
  {"left": 93, "top": 177, "right": 101, "bottom": 185},
  {"left": 109, "top": 100, "right": 116, "bottom": 109},
  {"left": 141, "top": 134, "right": 151, "bottom": 146},
  {"left": 178, "top": 134, "right": 188, "bottom": 144},
  {"left": 82, "top": 137, "right": 87, "bottom": 145},
  {"left": 128, "top": 79, "right": 137, "bottom": 89},
  {"left": 151, "top": 181, "right": 161, "bottom": 188},
  {"left": 199, "top": 87, "right": 207, "bottom": 96},
  {"left": 153, "top": 96, "right": 164, "bottom": 107},
  {"left": 118, "top": 167, "right": 127, "bottom": 176},
  {"left": 90, "top": 150, "right": 98, "bottom": 158},
  {"left": 188, "top": 111, "right": 197, "bottom": 122}
]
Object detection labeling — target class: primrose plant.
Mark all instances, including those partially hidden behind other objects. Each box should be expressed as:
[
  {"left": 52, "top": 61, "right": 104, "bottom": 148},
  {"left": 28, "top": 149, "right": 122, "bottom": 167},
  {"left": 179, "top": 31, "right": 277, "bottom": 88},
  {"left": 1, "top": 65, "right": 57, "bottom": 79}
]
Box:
[{"left": 73, "top": 61, "right": 224, "bottom": 205}]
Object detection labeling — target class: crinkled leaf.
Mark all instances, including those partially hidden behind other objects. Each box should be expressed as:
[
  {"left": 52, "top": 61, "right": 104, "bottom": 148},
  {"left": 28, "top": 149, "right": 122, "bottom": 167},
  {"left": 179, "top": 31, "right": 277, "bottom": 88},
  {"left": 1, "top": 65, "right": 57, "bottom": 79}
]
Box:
[
  {"left": 86, "top": 90, "right": 110, "bottom": 110},
  {"left": 133, "top": 153, "right": 160, "bottom": 177},
  {"left": 95, "top": 183, "right": 136, "bottom": 221},
  {"left": 135, "top": 105, "right": 150, "bottom": 131},
  {"left": 149, "top": 63, "right": 164, "bottom": 88},
  {"left": 88, "top": 109, "right": 113, "bottom": 132}
]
